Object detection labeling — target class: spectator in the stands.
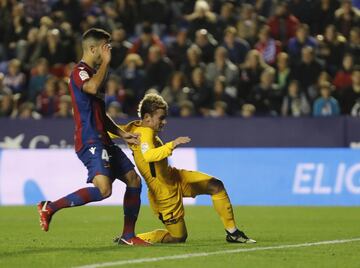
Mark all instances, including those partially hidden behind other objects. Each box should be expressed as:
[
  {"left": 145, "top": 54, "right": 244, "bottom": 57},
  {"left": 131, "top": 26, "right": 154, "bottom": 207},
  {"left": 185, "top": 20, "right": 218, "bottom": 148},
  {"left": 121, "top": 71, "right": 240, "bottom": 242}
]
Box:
[
  {"left": 351, "top": 97, "right": 360, "bottom": 116},
  {"left": 210, "top": 75, "right": 237, "bottom": 115},
  {"left": 110, "top": 27, "right": 132, "bottom": 71},
  {"left": 0, "top": 72, "right": 11, "bottom": 96},
  {"left": 333, "top": 53, "right": 354, "bottom": 91},
  {"left": 0, "top": 92, "right": 14, "bottom": 117},
  {"left": 313, "top": 82, "right": 340, "bottom": 116},
  {"left": 145, "top": 45, "right": 174, "bottom": 92},
  {"left": 186, "top": 0, "right": 218, "bottom": 40},
  {"left": 194, "top": 29, "right": 218, "bottom": 64},
  {"left": 245, "top": 0, "right": 273, "bottom": 18},
  {"left": 20, "top": 27, "right": 42, "bottom": 68},
  {"left": 106, "top": 101, "right": 127, "bottom": 119},
  {"left": 345, "top": 27, "right": 360, "bottom": 65},
  {"left": 181, "top": 44, "right": 206, "bottom": 82},
  {"left": 307, "top": 71, "right": 333, "bottom": 103},
  {"left": 248, "top": 67, "right": 281, "bottom": 116},
  {"left": 334, "top": 0, "right": 360, "bottom": 38},
  {"left": 216, "top": 1, "right": 238, "bottom": 41},
  {"left": 188, "top": 67, "right": 212, "bottom": 115},
  {"left": 54, "top": 95, "right": 72, "bottom": 118},
  {"left": 58, "top": 22, "right": 77, "bottom": 64},
  {"left": 51, "top": 0, "right": 83, "bottom": 31},
  {"left": 205, "top": 46, "right": 239, "bottom": 87},
  {"left": 179, "top": 100, "right": 195, "bottom": 118},
  {"left": 3, "top": 59, "right": 26, "bottom": 95},
  {"left": 293, "top": 46, "right": 323, "bottom": 94},
  {"left": 237, "top": 3, "right": 266, "bottom": 46},
  {"left": 36, "top": 77, "right": 60, "bottom": 117},
  {"left": 239, "top": 49, "right": 270, "bottom": 100},
  {"left": 267, "top": 2, "right": 300, "bottom": 47},
  {"left": 136, "top": 0, "right": 169, "bottom": 37},
  {"left": 288, "top": 24, "right": 317, "bottom": 63},
  {"left": 274, "top": 52, "right": 292, "bottom": 92},
  {"left": 255, "top": 25, "right": 282, "bottom": 65},
  {"left": 288, "top": 0, "right": 313, "bottom": 26},
  {"left": 28, "top": 58, "right": 50, "bottom": 103},
  {"left": 208, "top": 101, "right": 228, "bottom": 118},
  {"left": 105, "top": 75, "right": 125, "bottom": 108},
  {"left": 281, "top": 80, "right": 311, "bottom": 117},
  {"left": 119, "top": 53, "right": 145, "bottom": 104},
  {"left": 167, "top": 29, "right": 192, "bottom": 70},
  {"left": 317, "top": 24, "right": 346, "bottom": 75},
  {"left": 312, "top": 0, "right": 339, "bottom": 34},
  {"left": 222, "top": 26, "right": 250, "bottom": 65},
  {"left": 161, "top": 71, "right": 189, "bottom": 116},
  {"left": 340, "top": 66, "right": 360, "bottom": 114},
  {"left": 39, "top": 28, "right": 67, "bottom": 66},
  {"left": 16, "top": 102, "right": 41, "bottom": 119},
  {"left": 3, "top": 3, "right": 30, "bottom": 60},
  {"left": 129, "top": 24, "right": 165, "bottom": 65},
  {"left": 240, "top": 103, "right": 256, "bottom": 118}
]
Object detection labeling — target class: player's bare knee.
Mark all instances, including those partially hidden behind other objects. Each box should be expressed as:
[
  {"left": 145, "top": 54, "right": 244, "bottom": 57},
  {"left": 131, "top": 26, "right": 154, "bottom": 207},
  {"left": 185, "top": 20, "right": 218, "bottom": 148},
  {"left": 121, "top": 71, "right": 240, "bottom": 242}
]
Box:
[
  {"left": 98, "top": 186, "right": 112, "bottom": 198},
  {"left": 123, "top": 170, "right": 141, "bottom": 188},
  {"left": 208, "top": 178, "right": 225, "bottom": 195}
]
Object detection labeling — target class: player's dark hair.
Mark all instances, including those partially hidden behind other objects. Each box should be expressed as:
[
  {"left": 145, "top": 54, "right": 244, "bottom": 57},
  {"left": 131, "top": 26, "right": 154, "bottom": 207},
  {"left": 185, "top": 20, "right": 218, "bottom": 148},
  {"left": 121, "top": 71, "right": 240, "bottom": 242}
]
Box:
[
  {"left": 138, "top": 93, "right": 168, "bottom": 119},
  {"left": 82, "top": 28, "right": 111, "bottom": 42}
]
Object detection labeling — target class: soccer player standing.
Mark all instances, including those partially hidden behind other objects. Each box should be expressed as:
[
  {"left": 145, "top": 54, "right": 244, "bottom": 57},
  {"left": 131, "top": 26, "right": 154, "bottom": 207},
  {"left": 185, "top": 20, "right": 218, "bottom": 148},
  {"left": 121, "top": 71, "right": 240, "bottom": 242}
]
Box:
[
  {"left": 113, "top": 93, "right": 256, "bottom": 244},
  {"left": 37, "top": 28, "right": 149, "bottom": 246}
]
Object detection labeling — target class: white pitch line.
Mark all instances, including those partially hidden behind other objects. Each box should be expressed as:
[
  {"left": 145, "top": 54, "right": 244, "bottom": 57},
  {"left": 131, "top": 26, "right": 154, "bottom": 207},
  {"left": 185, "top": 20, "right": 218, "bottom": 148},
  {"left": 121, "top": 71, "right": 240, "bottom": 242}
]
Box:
[{"left": 74, "top": 238, "right": 360, "bottom": 268}]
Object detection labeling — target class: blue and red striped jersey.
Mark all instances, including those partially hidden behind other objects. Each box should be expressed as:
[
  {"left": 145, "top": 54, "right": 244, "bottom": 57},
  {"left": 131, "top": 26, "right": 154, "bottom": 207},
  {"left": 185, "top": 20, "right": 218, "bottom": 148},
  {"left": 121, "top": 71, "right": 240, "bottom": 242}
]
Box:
[{"left": 68, "top": 61, "right": 113, "bottom": 152}]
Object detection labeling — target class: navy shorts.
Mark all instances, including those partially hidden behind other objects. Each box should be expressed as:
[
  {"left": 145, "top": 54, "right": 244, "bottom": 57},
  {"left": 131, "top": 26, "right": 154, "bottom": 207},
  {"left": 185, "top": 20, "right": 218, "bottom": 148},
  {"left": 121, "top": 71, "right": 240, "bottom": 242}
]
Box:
[{"left": 76, "top": 143, "right": 135, "bottom": 183}]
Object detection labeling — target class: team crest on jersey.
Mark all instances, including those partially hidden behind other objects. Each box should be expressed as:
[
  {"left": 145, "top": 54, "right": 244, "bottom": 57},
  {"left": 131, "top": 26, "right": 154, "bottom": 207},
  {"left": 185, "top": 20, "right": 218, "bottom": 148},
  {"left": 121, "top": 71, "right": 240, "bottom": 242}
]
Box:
[
  {"left": 79, "top": 70, "right": 90, "bottom": 81},
  {"left": 141, "top": 143, "right": 149, "bottom": 153},
  {"left": 89, "top": 146, "right": 96, "bottom": 155}
]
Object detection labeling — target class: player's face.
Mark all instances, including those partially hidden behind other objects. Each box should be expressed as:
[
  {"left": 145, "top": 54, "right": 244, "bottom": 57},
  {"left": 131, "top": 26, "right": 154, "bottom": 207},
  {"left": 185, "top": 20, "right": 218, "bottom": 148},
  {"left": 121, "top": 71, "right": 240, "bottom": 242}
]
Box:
[
  {"left": 92, "top": 40, "right": 110, "bottom": 65},
  {"left": 149, "top": 109, "right": 167, "bottom": 132}
]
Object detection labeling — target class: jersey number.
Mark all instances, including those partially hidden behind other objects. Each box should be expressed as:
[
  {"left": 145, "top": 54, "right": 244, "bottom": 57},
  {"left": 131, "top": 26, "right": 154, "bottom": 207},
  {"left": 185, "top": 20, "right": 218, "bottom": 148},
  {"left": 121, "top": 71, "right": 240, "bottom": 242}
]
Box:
[{"left": 102, "top": 149, "right": 109, "bottom": 162}]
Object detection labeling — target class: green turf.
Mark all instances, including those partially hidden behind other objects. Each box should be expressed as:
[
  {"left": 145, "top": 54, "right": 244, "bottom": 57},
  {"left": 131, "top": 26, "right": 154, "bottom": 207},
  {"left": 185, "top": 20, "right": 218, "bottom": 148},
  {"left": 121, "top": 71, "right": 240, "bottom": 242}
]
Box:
[{"left": 0, "top": 206, "right": 359, "bottom": 268}]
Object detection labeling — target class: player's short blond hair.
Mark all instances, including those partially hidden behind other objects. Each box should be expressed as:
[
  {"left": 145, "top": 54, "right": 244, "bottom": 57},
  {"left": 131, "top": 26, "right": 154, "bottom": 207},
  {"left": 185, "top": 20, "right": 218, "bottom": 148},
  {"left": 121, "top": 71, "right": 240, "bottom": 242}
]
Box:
[{"left": 138, "top": 93, "right": 168, "bottom": 118}]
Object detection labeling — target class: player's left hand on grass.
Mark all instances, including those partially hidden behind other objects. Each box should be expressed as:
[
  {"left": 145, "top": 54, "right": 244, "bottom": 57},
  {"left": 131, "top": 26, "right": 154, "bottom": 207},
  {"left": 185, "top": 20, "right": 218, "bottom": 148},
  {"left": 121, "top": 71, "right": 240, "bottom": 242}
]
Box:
[{"left": 121, "top": 131, "right": 140, "bottom": 146}]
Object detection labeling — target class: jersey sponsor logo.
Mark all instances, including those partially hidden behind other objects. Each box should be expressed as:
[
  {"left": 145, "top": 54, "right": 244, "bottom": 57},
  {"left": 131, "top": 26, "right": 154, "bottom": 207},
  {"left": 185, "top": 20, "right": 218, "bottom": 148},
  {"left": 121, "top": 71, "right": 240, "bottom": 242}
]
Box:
[
  {"left": 89, "top": 146, "right": 96, "bottom": 155},
  {"left": 141, "top": 143, "right": 149, "bottom": 153},
  {"left": 79, "top": 70, "right": 90, "bottom": 81}
]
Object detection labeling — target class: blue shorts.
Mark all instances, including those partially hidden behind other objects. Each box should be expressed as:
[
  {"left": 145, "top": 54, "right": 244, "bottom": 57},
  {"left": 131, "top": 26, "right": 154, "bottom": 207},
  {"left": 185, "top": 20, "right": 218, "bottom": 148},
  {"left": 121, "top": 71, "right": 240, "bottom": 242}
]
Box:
[{"left": 76, "top": 143, "right": 135, "bottom": 183}]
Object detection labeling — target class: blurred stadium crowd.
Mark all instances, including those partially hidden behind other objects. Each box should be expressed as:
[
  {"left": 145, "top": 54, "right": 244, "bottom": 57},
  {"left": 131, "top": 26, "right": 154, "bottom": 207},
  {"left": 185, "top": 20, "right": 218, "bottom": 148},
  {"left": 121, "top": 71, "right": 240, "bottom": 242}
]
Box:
[{"left": 0, "top": 0, "right": 359, "bottom": 119}]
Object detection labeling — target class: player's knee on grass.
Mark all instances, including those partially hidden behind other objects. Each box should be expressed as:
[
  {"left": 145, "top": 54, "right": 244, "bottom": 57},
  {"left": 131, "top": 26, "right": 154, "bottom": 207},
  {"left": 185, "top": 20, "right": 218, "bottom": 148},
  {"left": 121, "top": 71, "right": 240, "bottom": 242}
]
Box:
[
  {"left": 207, "top": 178, "right": 225, "bottom": 195},
  {"left": 163, "top": 233, "right": 188, "bottom": 243},
  {"left": 123, "top": 170, "right": 142, "bottom": 188}
]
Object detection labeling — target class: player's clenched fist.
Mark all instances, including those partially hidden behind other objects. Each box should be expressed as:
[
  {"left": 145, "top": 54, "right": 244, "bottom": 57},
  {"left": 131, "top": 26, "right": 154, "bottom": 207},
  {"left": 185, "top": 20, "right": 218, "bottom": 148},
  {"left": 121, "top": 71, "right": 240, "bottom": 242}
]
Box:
[{"left": 173, "top": 136, "right": 191, "bottom": 148}]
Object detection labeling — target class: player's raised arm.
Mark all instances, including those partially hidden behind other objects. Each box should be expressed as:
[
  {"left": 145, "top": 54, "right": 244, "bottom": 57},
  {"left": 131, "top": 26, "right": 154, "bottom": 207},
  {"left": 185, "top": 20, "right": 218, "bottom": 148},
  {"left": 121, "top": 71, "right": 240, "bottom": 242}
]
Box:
[{"left": 82, "top": 42, "right": 111, "bottom": 95}]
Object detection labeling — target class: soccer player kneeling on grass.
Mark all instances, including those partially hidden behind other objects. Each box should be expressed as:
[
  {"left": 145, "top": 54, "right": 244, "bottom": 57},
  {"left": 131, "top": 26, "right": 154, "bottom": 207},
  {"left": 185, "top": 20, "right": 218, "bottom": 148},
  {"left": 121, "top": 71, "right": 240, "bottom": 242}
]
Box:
[{"left": 112, "top": 93, "right": 256, "bottom": 244}]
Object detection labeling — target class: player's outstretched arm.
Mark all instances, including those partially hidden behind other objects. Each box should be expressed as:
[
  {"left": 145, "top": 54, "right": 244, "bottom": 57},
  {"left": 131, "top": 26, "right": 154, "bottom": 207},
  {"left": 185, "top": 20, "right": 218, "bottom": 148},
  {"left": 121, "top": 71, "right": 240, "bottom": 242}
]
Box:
[
  {"left": 172, "top": 136, "right": 191, "bottom": 148},
  {"left": 83, "top": 44, "right": 111, "bottom": 95},
  {"left": 141, "top": 136, "right": 191, "bottom": 163},
  {"left": 105, "top": 115, "right": 140, "bottom": 146}
]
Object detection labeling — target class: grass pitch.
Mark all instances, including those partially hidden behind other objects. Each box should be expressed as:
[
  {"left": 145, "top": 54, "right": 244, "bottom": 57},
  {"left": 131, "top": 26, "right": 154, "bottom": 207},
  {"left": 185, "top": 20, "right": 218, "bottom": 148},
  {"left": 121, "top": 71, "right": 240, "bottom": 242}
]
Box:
[{"left": 0, "top": 206, "right": 359, "bottom": 268}]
